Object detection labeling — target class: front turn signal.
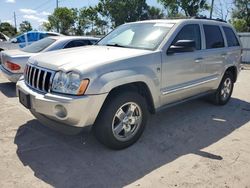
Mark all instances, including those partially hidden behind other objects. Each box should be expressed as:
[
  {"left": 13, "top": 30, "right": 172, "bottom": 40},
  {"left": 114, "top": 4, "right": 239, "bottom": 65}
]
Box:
[{"left": 77, "top": 79, "right": 90, "bottom": 95}]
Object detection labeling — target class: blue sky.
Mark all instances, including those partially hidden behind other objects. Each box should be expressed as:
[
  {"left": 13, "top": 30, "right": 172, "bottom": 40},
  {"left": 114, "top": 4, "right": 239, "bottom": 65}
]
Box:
[{"left": 0, "top": 0, "right": 230, "bottom": 30}]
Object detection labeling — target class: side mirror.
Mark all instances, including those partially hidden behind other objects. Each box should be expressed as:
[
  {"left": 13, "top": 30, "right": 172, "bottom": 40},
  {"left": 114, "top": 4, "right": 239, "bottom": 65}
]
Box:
[
  {"left": 11, "top": 38, "right": 17, "bottom": 43},
  {"left": 167, "top": 40, "right": 196, "bottom": 55}
]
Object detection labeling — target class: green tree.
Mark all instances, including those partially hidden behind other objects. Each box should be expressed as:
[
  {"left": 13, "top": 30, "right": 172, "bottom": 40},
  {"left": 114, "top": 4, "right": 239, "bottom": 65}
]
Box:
[
  {"left": 19, "top": 21, "right": 32, "bottom": 33},
  {"left": 230, "top": 18, "right": 248, "bottom": 32},
  {"left": 231, "top": 0, "right": 250, "bottom": 32},
  {"left": 78, "top": 6, "right": 108, "bottom": 35},
  {"left": 41, "top": 22, "right": 52, "bottom": 31},
  {"left": 147, "top": 6, "right": 165, "bottom": 19},
  {"left": 48, "top": 7, "right": 76, "bottom": 35},
  {"left": 158, "top": 0, "right": 209, "bottom": 17},
  {"left": 97, "top": 0, "right": 150, "bottom": 27},
  {"left": 0, "top": 22, "right": 17, "bottom": 37}
]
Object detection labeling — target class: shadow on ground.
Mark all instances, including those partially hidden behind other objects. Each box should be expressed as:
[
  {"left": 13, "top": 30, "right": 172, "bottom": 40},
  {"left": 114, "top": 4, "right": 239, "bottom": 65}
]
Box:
[
  {"left": 0, "top": 82, "right": 17, "bottom": 97},
  {"left": 14, "top": 98, "right": 250, "bottom": 188}
]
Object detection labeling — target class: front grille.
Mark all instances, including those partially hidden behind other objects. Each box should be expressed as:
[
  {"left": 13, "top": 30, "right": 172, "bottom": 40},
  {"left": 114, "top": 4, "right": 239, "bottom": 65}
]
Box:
[{"left": 24, "top": 64, "right": 55, "bottom": 93}]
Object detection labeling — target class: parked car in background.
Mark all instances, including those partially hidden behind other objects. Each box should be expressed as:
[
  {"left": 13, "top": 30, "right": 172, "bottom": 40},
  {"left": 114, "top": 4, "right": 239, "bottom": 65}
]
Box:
[
  {"left": 10, "top": 31, "right": 62, "bottom": 48},
  {"left": 0, "top": 31, "right": 61, "bottom": 51},
  {"left": 17, "top": 18, "right": 241, "bottom": 149},
  {"left": 0, "top": 36, "right": 99, "bottom": 82}
]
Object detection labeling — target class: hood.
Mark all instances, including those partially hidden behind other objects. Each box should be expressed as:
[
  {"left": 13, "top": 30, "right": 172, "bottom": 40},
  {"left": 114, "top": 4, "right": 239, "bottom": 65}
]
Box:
[
  {"left": 29, "top": 45, "right": 154, "bottom": 72},
  {"left": 2, "top": 49, "right": 33, "bottom": 58}
]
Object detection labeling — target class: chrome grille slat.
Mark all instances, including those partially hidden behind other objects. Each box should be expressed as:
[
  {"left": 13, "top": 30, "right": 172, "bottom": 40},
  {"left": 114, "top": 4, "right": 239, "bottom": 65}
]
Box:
[
  {"left": 28, "top": 66, "right": 33, "bottom": 85},
  {"left": 36, "top": 69, "right": 41, "bottom": 89},
  {"left": 42, "top": 71, "right": 47, "bottom": 91},
  {"left": 32, "top": 68, "right": 37, "bottom": 87},
  {"left": 25, "top": 65, "right": 29, "bottom": 80},
  {"left": 24, "top": 64, "right": 54, "bottom": 93}
]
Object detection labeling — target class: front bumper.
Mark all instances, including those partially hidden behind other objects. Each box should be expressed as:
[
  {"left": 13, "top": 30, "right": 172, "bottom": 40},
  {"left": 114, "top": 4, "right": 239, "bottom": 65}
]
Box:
[
  {"left": 0, "top": 65, "right": 22, "bottom": 82},
  {"left": 16, "top": 79, "right": 108, "bottom": 134}
]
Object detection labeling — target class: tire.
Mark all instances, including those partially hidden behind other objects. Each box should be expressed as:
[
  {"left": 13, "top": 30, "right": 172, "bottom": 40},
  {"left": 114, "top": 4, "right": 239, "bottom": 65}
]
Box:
[
  {"left": 93, "top": 91, "right": 148, "bottom": 150},
  {"left": 210, "top": 71, "right": 234, "bottom": 105}
]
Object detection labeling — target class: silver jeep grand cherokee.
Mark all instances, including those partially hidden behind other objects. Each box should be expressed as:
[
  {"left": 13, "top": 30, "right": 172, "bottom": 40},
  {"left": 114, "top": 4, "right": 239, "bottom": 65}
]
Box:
[{"left": 17, "top": 18, "right": 242, "bottom": 149}]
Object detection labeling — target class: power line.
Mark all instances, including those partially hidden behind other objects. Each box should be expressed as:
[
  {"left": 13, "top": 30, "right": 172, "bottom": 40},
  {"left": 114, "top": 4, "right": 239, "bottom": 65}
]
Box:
[{"left": 33, "top": 0, "right": 53, "bottom": 11}]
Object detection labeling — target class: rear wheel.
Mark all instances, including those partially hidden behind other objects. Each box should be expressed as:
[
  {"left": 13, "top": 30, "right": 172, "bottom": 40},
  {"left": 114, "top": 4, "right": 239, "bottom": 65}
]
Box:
[
  {"left": 93, "top": 92, "right": 148, "bottom": 150},
  {"left": 210, "top": 71, "right": 234, "bottom": 105}
]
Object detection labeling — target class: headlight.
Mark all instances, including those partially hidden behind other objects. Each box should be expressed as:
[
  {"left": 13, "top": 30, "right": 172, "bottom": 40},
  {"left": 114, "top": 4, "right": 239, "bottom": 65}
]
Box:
[{"left": 52, "top": 71, "right": 89, "bottom": 95}]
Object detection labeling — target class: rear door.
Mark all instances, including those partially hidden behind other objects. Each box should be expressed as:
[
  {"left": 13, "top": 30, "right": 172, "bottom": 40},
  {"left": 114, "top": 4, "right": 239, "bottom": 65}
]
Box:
[
  {"left": 200, "top": 24, "right": 227, "bottom": 89},
  {"left": 222, "top": 26, "right": 241, "bottom": 71}
]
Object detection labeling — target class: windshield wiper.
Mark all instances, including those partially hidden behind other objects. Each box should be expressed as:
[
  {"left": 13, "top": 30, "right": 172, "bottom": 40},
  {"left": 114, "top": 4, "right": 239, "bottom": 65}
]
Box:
[{"left": 106, "top": 43, "right": 126, "bottom": 48}]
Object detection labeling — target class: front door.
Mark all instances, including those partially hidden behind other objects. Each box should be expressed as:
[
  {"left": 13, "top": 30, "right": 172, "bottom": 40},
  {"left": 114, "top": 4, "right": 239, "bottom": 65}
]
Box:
[{"left": 161, "top": 24, "right": 207, "bottom": 105}]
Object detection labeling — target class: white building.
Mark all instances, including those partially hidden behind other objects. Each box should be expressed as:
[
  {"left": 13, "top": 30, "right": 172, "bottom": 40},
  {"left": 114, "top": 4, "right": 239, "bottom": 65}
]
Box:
[{"left": 238, "top": 33, "right": 250, "bottom": 63}]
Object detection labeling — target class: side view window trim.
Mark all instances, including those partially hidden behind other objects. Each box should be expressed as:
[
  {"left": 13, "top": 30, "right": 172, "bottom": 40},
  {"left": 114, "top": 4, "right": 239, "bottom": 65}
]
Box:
[
  {"left": 222, "top": 26, "right": 240, "bottom": 47},
  {"left": 203, "top": 24, "right": 225, "bottom": 49},
  {"left": 169, "top": 23, "right": 202, "bottom": 53}
]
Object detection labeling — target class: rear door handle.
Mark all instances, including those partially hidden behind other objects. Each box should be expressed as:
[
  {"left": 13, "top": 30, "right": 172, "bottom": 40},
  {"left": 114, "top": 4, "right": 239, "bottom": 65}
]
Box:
[{"left": 195, "top": 57, "right": 203, "bottom": 63}]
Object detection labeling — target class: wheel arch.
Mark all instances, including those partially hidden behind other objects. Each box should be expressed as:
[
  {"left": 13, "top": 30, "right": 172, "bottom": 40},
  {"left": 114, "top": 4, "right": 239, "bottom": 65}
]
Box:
[
  {"left": 104, "top": 82, "right": 156, "bottom": 114},
  {"left": 225, "top": 66, "right": 238, "bottom": 83}
]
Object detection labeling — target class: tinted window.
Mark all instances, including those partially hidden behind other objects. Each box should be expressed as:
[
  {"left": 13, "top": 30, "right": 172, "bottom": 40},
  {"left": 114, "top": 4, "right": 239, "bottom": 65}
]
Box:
[
  {"left": 39, "top": 33, "right": 48, "bottom": 39},
  {"left": 172, "top": 24, "right": 201, "bottom": 50},
  {"left": 64, "top": 40, "right": 89, "bottom": 48},
  {"left": 223, "top": 27, "right": 240, "bottom": 47},
  {"left": 89, "top": 39, "right": 98, "bottom": 44},
  {"left": 47, "top": 33, "right": 59, "bottom": 37},
  {"left": 204, "top": 25, "right": 224, "bottom": 49},
  {"left": 27, "top": 32, "right": 39, "bottom": 42},
  {"left": 21, "top": 38, "right": 56, "bottom": 53}
]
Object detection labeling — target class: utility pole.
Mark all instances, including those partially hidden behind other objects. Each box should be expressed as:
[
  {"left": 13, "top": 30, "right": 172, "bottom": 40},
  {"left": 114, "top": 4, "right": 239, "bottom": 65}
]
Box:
[
  {"left": 13, "top": 11, "right": 17, "bottom": 33},
  {"left": 210, "top": 0, "right": 215, "bottom": 19},
  {"left": 56, "top": 0, "right": 59, "bottom": 33}
]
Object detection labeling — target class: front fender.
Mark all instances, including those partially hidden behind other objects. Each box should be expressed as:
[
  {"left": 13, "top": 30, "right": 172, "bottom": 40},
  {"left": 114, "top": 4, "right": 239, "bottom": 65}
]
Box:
[{"left": 86, "top": 67, "right": 161, "bottom": 109}]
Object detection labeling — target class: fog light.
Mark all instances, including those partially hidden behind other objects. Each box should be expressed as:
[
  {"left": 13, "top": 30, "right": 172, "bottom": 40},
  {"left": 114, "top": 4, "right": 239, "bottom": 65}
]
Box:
[{"left": 54, "top": 105, "right": 67, "bottom": 119}]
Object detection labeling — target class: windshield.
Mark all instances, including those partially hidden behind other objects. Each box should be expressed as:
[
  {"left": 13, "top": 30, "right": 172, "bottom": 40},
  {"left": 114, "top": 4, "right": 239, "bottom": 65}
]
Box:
[
  {"left": 97, "top": 22, "right": 174, "bottom": 50},
  {"left": 21, "top": 37, "right": 56, "bottom": 53}
]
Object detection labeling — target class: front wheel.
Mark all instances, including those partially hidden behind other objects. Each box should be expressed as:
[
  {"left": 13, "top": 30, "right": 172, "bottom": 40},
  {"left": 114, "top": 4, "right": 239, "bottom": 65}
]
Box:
[
  {"left": 93, "top": 92, "right": 148, "bottom": 150},
  {"left": 210, "top": 71, "right": 234, "bottom": 105}
]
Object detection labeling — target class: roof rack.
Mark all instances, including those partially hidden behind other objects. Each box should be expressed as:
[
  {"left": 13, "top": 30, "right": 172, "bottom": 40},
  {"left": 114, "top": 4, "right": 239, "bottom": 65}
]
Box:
[{"left": 191, "top": 16, "right": 227, "bottom": 23}]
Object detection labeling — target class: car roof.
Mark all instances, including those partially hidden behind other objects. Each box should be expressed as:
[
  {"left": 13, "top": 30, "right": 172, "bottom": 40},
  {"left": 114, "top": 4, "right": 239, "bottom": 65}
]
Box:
[
  {"left": 48, "top": 36, "right": 100, "bottom": 41},
  {"left": 130, "top": 18, "right": 231, "bottom": 27}
]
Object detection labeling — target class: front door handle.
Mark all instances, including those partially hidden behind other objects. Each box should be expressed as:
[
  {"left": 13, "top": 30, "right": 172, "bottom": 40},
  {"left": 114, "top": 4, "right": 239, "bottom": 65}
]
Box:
[{"left": 195, "top": 57, "right": 203, "bottom": 63}]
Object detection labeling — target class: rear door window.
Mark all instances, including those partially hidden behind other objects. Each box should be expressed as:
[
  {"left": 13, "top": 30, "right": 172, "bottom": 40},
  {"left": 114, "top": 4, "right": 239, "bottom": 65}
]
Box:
[
  {"left": 172, "top": 24, "right": 201, "bottom": 50},
  {"left": 222, "top": 26, "right": 240, "bottom": 47},
  {"left": 27, "top": 32, "right": 39, "bottom": 42},
  {"left": 203, "top": 25, "right": 225, "bottom": 49}
]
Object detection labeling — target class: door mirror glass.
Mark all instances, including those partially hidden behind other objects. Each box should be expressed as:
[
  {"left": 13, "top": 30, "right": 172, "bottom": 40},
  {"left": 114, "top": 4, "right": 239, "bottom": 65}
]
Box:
[{"left": 167, "top": 40, "right": 196, "bottom": 54}]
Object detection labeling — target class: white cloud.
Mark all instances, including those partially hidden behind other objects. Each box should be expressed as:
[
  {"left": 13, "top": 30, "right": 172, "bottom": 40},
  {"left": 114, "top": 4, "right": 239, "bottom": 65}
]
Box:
[
  {"left": 23, "top": 15, "right": 46, "bottom": 23},
  {"left": 5, "top": 0, "right": 15, "bottom": 3},
  {"left": 19, "top": 8, "right": 37, "bottom": 14},
  {"left": 40, "top": 11, "right": 51, "bottom": 16},
  {"left": 19, "top": 8, "right": 50, "bottom": 25},
  {"left": 3, "top": 20, "right": 12, "bottom": 24}
]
